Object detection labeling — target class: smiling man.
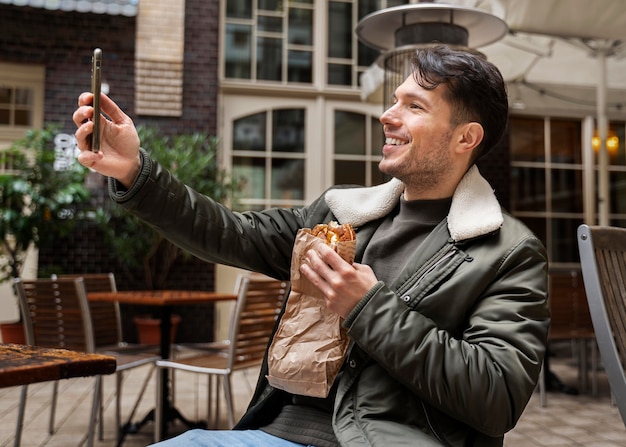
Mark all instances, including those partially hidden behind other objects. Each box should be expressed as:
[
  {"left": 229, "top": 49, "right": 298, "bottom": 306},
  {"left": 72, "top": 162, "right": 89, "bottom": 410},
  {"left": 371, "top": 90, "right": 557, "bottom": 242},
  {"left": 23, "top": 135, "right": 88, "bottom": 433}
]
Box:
[{"left": 73, "top": 45, "right": 549, "bottom": 447}]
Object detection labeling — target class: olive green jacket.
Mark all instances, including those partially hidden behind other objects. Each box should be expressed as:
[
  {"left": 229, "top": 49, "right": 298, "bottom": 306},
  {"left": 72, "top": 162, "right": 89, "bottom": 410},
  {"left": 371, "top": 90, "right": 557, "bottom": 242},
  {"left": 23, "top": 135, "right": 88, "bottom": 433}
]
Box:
[{"left": 111, "top": 151, "right": 549, "bottom": 446}]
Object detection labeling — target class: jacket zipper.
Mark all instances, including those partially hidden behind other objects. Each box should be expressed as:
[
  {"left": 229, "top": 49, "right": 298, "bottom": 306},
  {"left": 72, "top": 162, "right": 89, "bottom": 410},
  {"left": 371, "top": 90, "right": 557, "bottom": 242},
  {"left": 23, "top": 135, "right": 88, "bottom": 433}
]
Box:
[
  {"left": 421, "top": 400, "right": 444, "bottom": 443},
  {"left": 396, "top": 245, "right": 460, "bottom": 298}
]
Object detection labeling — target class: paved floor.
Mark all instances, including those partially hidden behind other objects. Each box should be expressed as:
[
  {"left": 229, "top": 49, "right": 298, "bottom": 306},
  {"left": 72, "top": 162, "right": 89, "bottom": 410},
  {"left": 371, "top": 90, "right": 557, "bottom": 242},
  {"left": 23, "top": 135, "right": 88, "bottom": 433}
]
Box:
[{"left": 1, "top": 344, "right": 624, "bottom": 447}]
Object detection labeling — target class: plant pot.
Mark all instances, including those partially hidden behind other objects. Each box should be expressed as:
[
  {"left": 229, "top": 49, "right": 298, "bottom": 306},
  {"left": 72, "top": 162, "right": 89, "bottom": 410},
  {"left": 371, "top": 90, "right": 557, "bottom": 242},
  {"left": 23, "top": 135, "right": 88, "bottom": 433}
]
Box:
[
  {"left": 133, "top": 314, "right": 181, "bottom": 345},
  {"left": 0, "top": 322, "right": 26, "bottom": 344}
]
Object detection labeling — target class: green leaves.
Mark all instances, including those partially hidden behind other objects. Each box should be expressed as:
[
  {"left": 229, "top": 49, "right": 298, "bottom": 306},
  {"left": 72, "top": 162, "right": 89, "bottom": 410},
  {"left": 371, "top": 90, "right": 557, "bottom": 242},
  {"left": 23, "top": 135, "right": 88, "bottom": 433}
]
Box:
[
  {"left": 98, "top": 126, "right": 241, "bottom": 289},
  {"left": 0, "top": 125, "right": 90, "bottom": 283}
]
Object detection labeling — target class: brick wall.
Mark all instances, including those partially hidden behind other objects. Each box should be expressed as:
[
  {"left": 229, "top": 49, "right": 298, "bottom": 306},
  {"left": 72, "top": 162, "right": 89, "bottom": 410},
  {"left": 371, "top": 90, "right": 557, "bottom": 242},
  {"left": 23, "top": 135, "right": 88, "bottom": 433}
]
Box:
[
  {"left": 0, "top": 5, "right": 136, "bottom": 132},
  {"left": 0, "top": 1, "right": 221, "bottom": 342}
]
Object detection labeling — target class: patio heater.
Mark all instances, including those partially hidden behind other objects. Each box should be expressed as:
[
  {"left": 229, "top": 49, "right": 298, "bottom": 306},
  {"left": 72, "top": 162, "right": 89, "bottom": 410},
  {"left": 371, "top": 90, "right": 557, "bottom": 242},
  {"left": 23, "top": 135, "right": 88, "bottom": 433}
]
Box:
[{"left": 356, "top": 3, "right": 508, "bottom": 111}]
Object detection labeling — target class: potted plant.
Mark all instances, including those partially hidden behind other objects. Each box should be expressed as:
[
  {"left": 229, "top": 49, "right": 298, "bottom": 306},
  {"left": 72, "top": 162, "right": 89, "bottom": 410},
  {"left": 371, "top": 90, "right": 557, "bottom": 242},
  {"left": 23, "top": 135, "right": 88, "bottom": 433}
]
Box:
[
  {"left": 0, "top": 125, "right": 90, "bottom": 342},
  {"left": 96, "top": 126, "right": 241, "bottom": 343}
]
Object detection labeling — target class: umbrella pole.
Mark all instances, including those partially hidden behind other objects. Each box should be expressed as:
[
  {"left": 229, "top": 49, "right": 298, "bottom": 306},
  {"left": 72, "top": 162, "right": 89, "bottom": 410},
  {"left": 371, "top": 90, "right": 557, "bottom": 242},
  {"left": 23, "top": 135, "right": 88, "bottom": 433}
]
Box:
[{"left": 597, "top": 48, "right": 609, "bottom": 226}]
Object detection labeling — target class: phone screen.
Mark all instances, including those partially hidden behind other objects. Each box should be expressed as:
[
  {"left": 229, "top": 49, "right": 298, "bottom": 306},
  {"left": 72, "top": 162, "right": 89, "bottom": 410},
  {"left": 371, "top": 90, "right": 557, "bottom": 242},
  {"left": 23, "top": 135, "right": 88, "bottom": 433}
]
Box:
[{"left": 90, "top": 48, "right": 102, "bottom": 152}]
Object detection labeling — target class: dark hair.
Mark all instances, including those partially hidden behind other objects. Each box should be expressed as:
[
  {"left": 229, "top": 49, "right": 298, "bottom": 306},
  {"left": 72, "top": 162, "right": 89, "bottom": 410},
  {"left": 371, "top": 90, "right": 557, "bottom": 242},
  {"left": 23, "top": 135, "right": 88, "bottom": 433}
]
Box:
[{"left": 410, "top": 45, "right": 508, "bottom": 161}]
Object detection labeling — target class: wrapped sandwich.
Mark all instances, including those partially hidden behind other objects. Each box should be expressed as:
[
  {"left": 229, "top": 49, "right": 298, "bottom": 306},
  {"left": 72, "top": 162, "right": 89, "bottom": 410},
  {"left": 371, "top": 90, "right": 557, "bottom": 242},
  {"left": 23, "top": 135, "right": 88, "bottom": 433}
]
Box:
[{"left": 267, "top": 221, "right": 356, "bottom": 397}]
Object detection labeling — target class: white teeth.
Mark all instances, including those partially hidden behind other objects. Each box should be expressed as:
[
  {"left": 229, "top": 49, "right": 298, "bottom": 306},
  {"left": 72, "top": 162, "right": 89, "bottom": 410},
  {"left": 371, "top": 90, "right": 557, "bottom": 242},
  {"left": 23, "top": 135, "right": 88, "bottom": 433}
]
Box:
[{"left": 386, "top": 137, "right": 407, "bottom": 146}]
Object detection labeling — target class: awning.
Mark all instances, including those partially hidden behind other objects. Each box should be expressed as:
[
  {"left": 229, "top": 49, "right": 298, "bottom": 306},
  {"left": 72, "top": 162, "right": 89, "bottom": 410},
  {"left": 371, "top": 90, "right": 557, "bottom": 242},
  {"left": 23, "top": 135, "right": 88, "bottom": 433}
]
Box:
[{"left": 0, "top": 0, "right": 138, "bottom": 16}]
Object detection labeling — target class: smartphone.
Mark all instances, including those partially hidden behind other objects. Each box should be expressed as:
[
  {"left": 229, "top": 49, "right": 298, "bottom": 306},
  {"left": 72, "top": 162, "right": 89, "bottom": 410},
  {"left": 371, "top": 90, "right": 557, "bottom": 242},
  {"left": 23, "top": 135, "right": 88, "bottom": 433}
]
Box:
[{"left": 90, "top": 48, "right": 102, "bottom": 152}]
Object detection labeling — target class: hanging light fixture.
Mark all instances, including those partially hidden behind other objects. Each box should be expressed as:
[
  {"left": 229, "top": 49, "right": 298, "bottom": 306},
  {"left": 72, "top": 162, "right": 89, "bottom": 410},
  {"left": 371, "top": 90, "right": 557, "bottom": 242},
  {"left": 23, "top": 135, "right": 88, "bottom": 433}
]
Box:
[{"left": 592, "top": 129, "right": 620, "bottom": 155}]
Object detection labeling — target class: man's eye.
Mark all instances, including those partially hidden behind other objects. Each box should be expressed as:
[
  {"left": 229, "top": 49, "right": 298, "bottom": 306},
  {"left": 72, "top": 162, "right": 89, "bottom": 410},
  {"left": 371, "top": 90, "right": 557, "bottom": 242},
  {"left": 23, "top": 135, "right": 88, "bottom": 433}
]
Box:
[{"left": 409, "top": 103, "right": 421, "bottom": 109}]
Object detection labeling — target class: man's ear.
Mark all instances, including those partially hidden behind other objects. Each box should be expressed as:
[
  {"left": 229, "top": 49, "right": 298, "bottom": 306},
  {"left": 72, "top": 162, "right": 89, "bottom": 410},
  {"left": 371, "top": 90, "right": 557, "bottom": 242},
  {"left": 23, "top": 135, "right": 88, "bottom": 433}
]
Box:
[{"left": 456, "top": 122, "right": 484, "bottom": 155}]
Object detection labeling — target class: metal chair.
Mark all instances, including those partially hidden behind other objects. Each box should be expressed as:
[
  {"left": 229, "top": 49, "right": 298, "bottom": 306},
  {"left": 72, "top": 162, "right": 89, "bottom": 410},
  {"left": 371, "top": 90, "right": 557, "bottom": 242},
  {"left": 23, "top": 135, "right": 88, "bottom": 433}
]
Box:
[
  {"left": 154, "top": 274, "right": 289, "bottom": 439},
  {"left": 14, "top": 277, "right": 99, "bottom": 447},
  {"left": 14, "top": 276, "right": 158, "bottom": 447},
  {"left": 577, "top": 224, "right": 626, "bottom": 426},
  {"left": 55, "top": 273, "right": 159, "bottom": 444}
]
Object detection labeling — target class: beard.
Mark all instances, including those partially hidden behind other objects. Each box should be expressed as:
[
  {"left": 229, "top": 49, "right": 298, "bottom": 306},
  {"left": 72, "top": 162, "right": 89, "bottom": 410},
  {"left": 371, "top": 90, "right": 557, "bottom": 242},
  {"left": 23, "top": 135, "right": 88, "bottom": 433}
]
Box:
[{"left": 379, "top": 132, "right": 454, "bottom": 195}]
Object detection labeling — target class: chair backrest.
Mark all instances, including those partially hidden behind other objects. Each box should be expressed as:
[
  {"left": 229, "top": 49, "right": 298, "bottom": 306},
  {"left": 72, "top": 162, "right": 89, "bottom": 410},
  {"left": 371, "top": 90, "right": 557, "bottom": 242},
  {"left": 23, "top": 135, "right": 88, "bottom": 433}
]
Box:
[
  {"left": 14, "top": 277, "right": 95, "bottom": 353},
  {"left": 577, "top": 224, "right": 626, "bottom": 426},
  {"left": 227, "top": 273, "right": 290, "bottom": 370},
  {"left": 56, "top": 273, "right": 121, "bottom": 347}
]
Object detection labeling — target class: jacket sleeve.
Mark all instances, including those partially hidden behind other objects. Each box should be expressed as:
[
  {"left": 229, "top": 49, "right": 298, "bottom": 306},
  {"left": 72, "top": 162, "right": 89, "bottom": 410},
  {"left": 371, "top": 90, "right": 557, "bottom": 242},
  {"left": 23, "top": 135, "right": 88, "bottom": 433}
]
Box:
[
  {"left": 344, "top": 232, "right": 549, "bottom": 437},
  {"left": 107, "top": 149, "right": 307, "bottom": 280}
]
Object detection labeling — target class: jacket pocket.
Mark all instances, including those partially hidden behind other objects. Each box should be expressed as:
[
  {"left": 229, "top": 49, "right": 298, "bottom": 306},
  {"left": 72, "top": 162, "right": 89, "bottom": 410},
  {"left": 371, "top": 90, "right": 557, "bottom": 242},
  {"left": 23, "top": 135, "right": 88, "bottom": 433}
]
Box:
[{"left": 396, "top": 245, "right": 470, "bottom": 309}]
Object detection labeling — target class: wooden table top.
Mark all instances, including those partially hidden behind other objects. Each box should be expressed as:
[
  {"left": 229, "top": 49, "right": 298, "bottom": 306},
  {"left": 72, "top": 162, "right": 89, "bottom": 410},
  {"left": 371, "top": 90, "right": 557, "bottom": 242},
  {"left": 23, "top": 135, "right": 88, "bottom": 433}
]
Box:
[
  {"left": 0, "top": 344, "right": 116, "bottom": 388},
  {"left": 88, "top": 290, "right": 237, "bottom": 306}
]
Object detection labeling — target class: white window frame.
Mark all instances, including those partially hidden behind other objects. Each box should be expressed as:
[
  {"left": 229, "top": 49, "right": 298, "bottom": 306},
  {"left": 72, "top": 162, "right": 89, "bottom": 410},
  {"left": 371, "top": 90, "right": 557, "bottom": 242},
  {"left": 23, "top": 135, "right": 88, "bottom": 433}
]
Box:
[{"left": 0, "top": 62, "right": 45, "bottom": 149}]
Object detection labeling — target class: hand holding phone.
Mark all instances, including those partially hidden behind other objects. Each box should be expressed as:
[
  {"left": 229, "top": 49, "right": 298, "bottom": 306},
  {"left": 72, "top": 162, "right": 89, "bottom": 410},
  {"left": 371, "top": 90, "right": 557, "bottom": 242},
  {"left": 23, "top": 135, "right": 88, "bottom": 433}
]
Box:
[{"left": 90, "top": 48, "right": 102, "bottom": 152}]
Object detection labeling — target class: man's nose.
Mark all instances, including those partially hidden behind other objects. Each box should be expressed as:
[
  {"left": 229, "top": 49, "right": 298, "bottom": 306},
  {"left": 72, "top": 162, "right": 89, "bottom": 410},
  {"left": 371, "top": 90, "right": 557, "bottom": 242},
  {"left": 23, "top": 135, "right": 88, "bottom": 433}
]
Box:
[{"left": 380, "top": 106, "right": 400, "bottom": 126}]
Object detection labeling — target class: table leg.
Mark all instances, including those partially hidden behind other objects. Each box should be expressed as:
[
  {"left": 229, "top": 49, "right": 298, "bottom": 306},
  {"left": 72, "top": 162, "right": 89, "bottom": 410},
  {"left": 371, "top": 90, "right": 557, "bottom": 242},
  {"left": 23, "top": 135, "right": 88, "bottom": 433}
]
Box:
[
  {"left": 159, "top": 307, "right": 172, "bottom": 437},
  {"left": 123, "top": 307, "right": 207, "bottom": 443}
]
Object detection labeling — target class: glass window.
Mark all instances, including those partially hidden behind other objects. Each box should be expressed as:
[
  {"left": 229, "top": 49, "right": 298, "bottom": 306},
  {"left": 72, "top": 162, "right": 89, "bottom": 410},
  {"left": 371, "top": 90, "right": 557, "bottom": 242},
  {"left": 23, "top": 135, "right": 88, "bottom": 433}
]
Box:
[
  {"left": 234, "top": 156, "right": 266, "bottom": 200},
  {"left": 259, "top": 0, "right": 281, "bottom": 12},
  {"left": 0, "top": 63, "right": 44, "bottom": 147},
  {"left": 333, "top": 110, "right": 383, "bottom": 187},
  {"left": 335, "top": 111, "right": 365, "bottom": 155},
  {"left": 273, "top": 109, "right": 305, "bottom": 153},
  {"left": 288, "top": 8, "right": 312, "bottom": 45},
  {"left": 233, "top": 112, "right": 266, "bottom": 152},
  {"left": 224, "top": 1, "right": 313, "bottom": 84},
  {"left": 508, "top": 116, "right": 613, "bottom": 265},
  {"left": 0, "top": 87, "right": 12, "bottom": 104},
  {"left": 258, "top": 16, "right": 283, "bottom": 33},
  {"left": 226, "top": 0, "right": 252, "bottom": 19},
  {"left": 551, "top": 168, "right": 583, "bottom": 213},
  {"left": 550, "top": 218, "right": 583, "bottom": 263},
  {"left": 610, "top": 170, "right": 626, "bottom": 215},
  {"left": 551, "top": 119, "right": 582, "bottom": 164},
  {"left": 223, "top": 1, "right": 410, "bottom": 87},
  {"left": 335, "top": 160, "right": 365, "bottom": 185},
  {"left": 328, "top": 64, "right": 352, "bottom": 86},
  {"left": 287, "top": 50, "right": 312, "bottom": 83},
  {"left": 272, "top": 158, "right": 304, "bottom": 200},
  {"left": 257, "top": 37, "right": 282, "bottom": 81},
  {"left": 511, "top": 117, "right": 545, "bottom": 162},
  {"left": 0, "top": 85, "right": 34, "bottom": 127},
  {"left": 233, "top": 108, "right": 306, "bottom": 211},
  {"left": 225, "top": 24, "right": 252, "bottom": 79},
  {"left": 328, "top": 2, "right": 352, "bottom": 59},
  {"left": 510, "top": 166, "right": 546, "bottom": 212}
]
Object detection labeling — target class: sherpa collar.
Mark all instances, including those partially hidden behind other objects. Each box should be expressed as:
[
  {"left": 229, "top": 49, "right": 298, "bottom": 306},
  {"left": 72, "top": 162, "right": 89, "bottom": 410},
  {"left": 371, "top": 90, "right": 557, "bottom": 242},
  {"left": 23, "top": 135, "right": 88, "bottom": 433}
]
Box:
[{"left": 324, "top": 165, "right": 503, "bottom": 242}]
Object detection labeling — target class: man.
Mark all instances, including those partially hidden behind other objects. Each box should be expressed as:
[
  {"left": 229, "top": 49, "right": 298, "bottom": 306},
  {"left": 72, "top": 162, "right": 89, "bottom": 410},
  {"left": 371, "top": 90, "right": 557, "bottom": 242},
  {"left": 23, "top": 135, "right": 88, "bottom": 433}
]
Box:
[{"left": 72, "top": 45, "right": 549, "bottom": 447}]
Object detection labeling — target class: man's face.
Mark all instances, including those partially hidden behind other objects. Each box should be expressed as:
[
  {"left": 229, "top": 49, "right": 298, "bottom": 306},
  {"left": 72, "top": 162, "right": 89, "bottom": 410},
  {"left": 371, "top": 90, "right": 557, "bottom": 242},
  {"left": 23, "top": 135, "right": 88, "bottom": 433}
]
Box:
[{"left": 378, "top": 74, "right": 459, "bottom": 199}]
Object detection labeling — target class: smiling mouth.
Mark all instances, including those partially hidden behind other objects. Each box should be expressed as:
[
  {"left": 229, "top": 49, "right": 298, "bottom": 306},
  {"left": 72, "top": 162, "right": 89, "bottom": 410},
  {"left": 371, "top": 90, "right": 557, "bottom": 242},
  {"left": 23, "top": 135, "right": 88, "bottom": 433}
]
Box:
[{"left": 385, "top": 137, "right": 408, "bottom": 146}]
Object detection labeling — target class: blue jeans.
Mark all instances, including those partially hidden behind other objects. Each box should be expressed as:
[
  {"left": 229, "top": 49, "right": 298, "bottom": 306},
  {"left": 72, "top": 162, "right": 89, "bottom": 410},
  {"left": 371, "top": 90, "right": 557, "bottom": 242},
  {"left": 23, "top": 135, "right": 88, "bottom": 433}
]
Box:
[{"left": 150, "top": 429, "right": 313, "bottom": 447}]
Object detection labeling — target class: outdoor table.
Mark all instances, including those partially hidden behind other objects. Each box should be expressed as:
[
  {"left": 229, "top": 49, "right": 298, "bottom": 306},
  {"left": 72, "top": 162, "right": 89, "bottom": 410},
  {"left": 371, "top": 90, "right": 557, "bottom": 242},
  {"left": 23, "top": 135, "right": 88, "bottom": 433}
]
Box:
[
  {"left": 88, "top": 290, "right": 237, "bottom": 440},
  {"left": 0, "top": 343, "right": 116, "bottom": 388}
]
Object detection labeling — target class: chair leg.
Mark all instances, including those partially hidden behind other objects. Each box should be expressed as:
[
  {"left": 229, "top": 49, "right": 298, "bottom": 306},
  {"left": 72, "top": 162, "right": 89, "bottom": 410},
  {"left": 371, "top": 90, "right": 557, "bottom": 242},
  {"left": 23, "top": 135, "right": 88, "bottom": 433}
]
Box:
[
  {"left": 98, "top": 376, "right": 104, "bottom": 440},
  {"left": 539, "top": 361, "right": 547, "bottom": 407},
  {"left": 214, "top": 375, "right": 220, "bottom": 428},
  {"left": 155, "top": 366, "right": 164, "bottom": 443},
  {"left": 14, "top": 385, "right": 28, "bottom": 447},
  {"left": 579, "top": 339, "right": 589, "bottom": 394},
  {"left": 87, "top": 375, "right": 101, "bottom": 447},
  {"left": 222, "top": 374, "right": 235, "bottom": 428},
  {"left": 49, "top": 381, "right": 58, "bottom": 434},
  {"left": 591, "top": 340, "right": 598, "bottom": 397},
  {"left": 116, "top": 371, "right": 123, "bottom": 444},
  {"left": 207, "top": 374, "right": 218, "bottom": 428},
  {"left": 124, "top": 364, "right": 156, "bottom": 428}
]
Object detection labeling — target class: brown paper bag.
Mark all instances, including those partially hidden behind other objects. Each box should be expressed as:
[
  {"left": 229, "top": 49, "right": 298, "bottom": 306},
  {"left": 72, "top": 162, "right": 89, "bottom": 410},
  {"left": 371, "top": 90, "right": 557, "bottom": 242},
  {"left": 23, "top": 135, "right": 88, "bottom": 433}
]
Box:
[{"left": 266, "top": 228, "right": 356, "bottom": 398}]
